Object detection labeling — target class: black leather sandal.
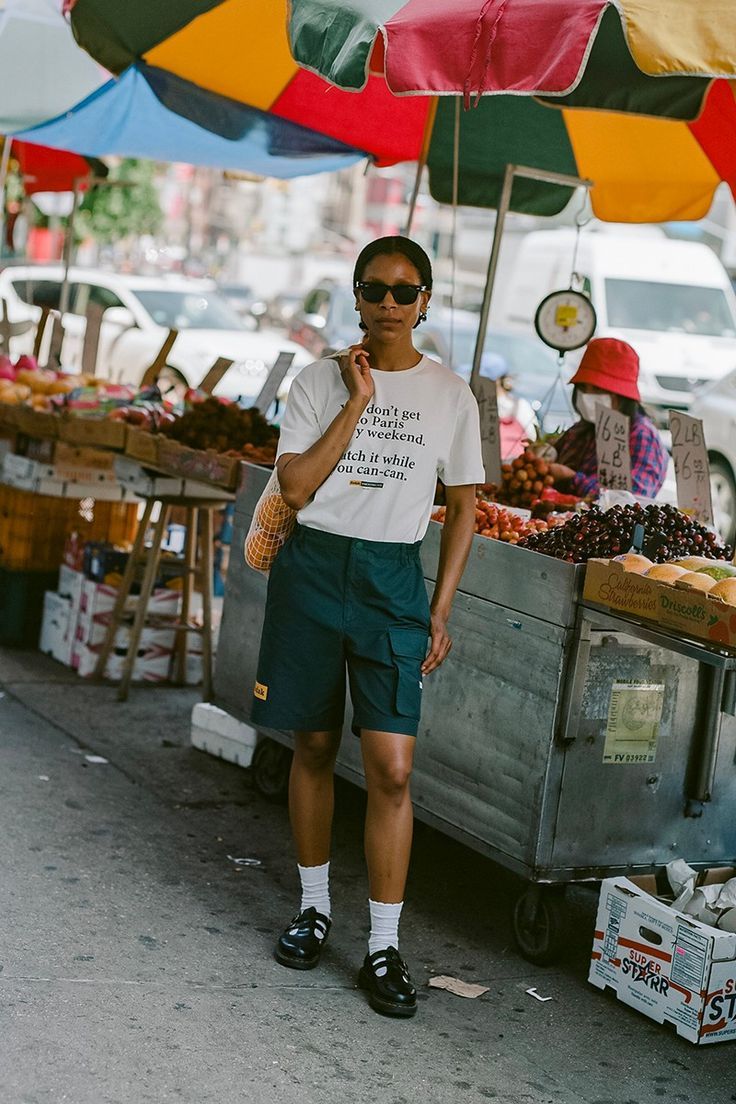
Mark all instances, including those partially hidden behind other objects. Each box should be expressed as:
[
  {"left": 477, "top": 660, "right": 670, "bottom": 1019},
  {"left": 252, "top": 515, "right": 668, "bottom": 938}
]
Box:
[
  {"left": 358, "top": 946, "right": 417, "bottom": 1017},
  {"left": 274, "top": 907, "right": 331, "bottom": 970}
]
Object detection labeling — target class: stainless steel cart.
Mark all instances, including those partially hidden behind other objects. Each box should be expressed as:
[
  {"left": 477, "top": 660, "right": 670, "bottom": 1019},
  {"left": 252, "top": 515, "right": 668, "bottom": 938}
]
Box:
[{"left": 215, "top": 464, "right": 736, "bottom": 962}]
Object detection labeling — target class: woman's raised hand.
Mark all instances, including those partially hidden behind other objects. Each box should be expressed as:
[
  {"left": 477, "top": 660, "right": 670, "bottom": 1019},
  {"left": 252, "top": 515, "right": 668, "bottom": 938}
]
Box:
[{"left": 340, "top": 342, "right": 374, "bottom": 409}]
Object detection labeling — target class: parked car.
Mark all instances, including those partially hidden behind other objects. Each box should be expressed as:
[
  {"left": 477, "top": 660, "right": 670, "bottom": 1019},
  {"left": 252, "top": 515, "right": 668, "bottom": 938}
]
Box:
[
  {"left": 288, "top": 280, "right": 360, "bottom": 357},
  {"left": 262, "top": 292, "right": 303, "bottom": 331},
  {"left": 497, "top": 229, "right": 736, "bottom": 421},
  {"left": 215, "top": 282, "right": 261, "bottom": 326},
  {"left": 689, "top": 371, "right": 736, "bottom": 543},
  {"left": 0, "top": 265, "right": 311, "bottom": 403}
]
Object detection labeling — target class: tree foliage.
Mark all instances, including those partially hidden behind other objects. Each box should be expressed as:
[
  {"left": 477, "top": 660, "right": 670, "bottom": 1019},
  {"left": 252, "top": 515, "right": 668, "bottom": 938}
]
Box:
[{"left": 77, "top": 158, "right": 163, "bottom": 244}]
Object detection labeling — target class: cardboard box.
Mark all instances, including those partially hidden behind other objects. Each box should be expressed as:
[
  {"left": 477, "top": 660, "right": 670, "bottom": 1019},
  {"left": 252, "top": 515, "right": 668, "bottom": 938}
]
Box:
[
  {"left": 583, "top": 558, "right": 660, "bottom": 620},
  {"left": 190, "top": 702, "right": 257, "bottom": 767},
  {"left": 57, "top": 564, "right": 85, "bottom": 612},
  {"left": 584, "top": 559, "right": 736, "bottom": 650},
  {"left": 76, "top": 612, "right": 176, "bottom": 651},
  {"left": 77, "top": 577, "right": 180, "bottom": 630},
  {"left": 73, "top": 628, "right": 175, "bottom": 681},
  {"left": 38, "top": 591, "right": 74, "bottom": 666},
  {"left": 589, "top": 872, "right": 736, "bottom": 1044},
  {"left": 50, "top": 443, "right": 117, "bottom": 485}
]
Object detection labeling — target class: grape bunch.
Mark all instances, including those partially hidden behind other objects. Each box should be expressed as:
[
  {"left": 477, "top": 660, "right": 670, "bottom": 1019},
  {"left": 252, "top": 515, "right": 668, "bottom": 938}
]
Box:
[{"left": 518, "top": 502, "right": 734, "bottom": 564}]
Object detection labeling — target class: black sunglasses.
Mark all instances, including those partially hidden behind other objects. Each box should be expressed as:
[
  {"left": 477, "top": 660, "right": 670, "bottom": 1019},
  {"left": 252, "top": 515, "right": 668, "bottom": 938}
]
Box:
[{"left": 355, "top": 281, "right": 429, "bottom": 305}]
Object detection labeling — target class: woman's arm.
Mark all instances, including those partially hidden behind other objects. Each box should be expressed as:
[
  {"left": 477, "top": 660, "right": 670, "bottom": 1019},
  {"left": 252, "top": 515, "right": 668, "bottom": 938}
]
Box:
[
  {"left": 423, "top": 483, "right": 477, "bottom": 675},
  {"left": 277, "top": 345, "right": 373, "bottom": 511}
]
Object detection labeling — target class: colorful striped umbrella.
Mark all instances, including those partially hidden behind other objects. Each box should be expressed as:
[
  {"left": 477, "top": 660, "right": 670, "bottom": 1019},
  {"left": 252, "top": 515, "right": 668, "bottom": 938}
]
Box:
[{"left": 58, "top": 0, "right": 736, "bottom": 221}]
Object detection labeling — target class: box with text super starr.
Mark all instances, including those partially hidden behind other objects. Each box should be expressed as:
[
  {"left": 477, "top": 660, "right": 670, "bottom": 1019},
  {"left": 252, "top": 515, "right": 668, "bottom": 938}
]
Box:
[{"left": 589, "top": 873, "right": 736, "bottom": 1044}]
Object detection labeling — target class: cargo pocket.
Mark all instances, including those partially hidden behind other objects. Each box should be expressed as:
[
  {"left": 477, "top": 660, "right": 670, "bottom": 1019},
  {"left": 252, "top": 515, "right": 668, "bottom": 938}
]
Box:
[{"left": 388, "top": 626, "right": 428, "bottom": 717}]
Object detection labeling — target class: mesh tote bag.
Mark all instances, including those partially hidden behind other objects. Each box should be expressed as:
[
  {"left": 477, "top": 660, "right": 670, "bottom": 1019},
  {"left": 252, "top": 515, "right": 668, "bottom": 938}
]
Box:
[{"left": 244, "top": 469, "right": 296, "bottom": 573}]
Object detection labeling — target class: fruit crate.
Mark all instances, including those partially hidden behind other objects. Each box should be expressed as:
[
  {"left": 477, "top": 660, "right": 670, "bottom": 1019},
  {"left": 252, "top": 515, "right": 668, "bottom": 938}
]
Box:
[
  {"left": 125, "top": 426, "right": 160, "bottom": 466},
  {"left": 14, "top": 407, "right": 59, "bottom": 439},
  {"left": 0, "top": 485, "right": 139, "bottom": 572},
  {"left": 0, "top": 402, "right": 19, "bottom": 429},
  {"left": 157, "top": 437, "right": 241, "bottom": 490},
  {"left": 58, "top": 415, "right": 127, "bottom": 450}
]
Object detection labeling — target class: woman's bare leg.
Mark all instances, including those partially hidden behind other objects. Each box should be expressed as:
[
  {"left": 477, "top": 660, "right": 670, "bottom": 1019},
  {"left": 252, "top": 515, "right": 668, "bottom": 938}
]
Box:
[
  {"left": 288, "top": 729, "right": 342, "bottom": 866},
  {"left": 360, "top": 730, "right": 416, "bottom": 902}
]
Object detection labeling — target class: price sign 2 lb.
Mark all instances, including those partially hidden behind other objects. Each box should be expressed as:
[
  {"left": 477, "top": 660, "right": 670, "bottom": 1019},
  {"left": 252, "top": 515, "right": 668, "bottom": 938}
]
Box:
[
  {"left": 669, "top": 410, "right": 713, "bottom": 527},
  {"left": 595, "top": 405, "right": 632, "bottom": 492}
]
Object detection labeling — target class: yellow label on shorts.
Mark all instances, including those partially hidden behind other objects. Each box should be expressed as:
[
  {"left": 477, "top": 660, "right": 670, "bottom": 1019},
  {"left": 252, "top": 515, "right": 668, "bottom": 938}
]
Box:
[{"left": 253, "top": 681, "right": 269, "bottom": 701}]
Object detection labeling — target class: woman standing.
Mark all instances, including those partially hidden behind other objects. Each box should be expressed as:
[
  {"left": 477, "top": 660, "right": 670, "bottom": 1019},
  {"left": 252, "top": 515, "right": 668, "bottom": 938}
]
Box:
[{"left": 251, "top": 236, "right": 484, "bottom": 1018}]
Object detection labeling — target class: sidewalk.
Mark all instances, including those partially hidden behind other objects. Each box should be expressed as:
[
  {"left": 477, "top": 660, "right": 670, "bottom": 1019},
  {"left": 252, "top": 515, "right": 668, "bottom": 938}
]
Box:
[{"left": 0, "top": 647, "right": 731, "bottom": 1104}]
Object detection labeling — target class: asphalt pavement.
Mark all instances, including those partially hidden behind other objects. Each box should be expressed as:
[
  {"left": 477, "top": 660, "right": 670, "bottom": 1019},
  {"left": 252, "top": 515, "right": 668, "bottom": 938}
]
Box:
[{"left": 1, "top": 646, "right": 733, "bottom": 1104}]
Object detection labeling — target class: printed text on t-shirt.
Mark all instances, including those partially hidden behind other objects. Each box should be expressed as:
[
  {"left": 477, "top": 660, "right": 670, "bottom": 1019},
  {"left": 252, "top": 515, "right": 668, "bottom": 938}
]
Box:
[{"left": 336, "top": 403, "right": 425, "bottom": 485}]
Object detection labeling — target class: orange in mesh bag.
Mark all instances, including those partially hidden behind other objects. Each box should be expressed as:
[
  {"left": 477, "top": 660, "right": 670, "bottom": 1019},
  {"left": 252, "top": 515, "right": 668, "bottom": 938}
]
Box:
[{"left": 244, "top": 470, "right": 296, "bottom": 573}]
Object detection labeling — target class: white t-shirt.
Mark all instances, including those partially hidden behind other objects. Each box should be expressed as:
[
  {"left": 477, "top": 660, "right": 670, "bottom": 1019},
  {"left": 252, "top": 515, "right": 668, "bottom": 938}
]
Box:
[{"left": 276, "top": 356, "right": 485, "bottom": 543}]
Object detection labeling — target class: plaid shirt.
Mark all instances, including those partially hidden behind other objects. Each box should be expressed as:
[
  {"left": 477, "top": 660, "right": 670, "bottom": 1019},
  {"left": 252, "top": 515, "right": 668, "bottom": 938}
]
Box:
[{"left": 556, "top": 412, "right": 668, "bottom": 498}]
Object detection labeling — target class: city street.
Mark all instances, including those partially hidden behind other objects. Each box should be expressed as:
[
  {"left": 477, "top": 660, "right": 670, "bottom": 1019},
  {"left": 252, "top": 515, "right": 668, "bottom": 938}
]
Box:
[{"left": 1, "top": 648, "right": 732, "bottom": 1104}]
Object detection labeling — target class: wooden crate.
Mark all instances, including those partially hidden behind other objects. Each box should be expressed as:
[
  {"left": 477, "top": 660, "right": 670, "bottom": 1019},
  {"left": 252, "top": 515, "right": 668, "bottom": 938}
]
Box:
[
  {"left": 58, "top": 415, "right": 127, "bottom": 450},
  {"left": 157, "top": 437, "right": 241, "bottom": 490},
  {"left": 125, "top": 426, "right": 160, "bottom": 466},
  {"left": 14, "top": 406, "right": 59, "bottom": 439},
  {"left": 0, "top": 403, "right": 20, "bottom": 430}
]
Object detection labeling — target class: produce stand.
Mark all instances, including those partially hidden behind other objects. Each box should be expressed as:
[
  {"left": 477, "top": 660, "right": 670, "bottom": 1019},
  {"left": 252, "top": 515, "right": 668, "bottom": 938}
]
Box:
[{"left": 214, "top": 463, "right": 736, "bottom": 962}]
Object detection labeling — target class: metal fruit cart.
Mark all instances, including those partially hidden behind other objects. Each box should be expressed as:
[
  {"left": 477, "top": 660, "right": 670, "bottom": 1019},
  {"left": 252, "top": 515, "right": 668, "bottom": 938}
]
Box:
[{"left": 214, "top": 464, "right": 736, "bottom": 963}]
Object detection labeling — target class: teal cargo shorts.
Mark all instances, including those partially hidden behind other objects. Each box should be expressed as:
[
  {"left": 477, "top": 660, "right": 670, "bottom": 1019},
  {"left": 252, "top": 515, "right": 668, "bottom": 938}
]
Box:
[{"left": 250, "top": 524, "right": 430, "bottom": 737}]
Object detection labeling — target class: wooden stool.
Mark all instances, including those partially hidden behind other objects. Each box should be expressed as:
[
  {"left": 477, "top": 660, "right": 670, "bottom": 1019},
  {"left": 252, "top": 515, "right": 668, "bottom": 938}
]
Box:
[{"left": 92, "top": 495, "right": 229, "bottom": 701}]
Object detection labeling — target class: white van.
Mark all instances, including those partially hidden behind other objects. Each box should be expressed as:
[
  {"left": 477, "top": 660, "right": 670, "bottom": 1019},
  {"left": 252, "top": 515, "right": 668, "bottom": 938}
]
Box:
[{"left": 495, "top": 228, "right": 736, "bottom": 418}]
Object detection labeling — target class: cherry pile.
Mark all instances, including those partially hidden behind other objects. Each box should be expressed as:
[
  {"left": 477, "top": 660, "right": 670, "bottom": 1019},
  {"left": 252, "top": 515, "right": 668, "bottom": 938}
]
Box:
[{"left": 518, "top": 502, "right": 734, "bottom": 564}]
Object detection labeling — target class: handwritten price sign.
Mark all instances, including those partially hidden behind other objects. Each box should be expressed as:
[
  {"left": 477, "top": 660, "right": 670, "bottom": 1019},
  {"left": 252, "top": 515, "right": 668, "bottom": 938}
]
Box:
[
  {"left": 472, "top": 376, "right": 502, "bottom": 485},
  {"left": 669, "top": 410, "right": 713, "bottom": 527},
  {"left": 595, "top": 405, "right": 632, "bottom": 492}
]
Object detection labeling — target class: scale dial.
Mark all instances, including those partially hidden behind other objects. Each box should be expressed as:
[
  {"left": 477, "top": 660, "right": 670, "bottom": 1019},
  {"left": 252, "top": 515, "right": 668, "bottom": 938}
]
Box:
[{"left": 534, "top": 289, "right": 597, "bottom": 352}]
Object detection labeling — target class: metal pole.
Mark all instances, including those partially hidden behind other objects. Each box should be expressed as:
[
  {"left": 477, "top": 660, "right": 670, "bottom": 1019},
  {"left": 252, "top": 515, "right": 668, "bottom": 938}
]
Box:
[
  {"left": 59, "top": 175, "right": 130, "bottom": 317},
  {"left": 404, "top": 159, "right": 424, "bottom": 237},
  {"left": 470, "top": 163, "right": 514, "bottom": 393},
  {"left": 59, "top": 175, "right": 85, "bottom": 317},
  {"left": 469, "top": 164, "right": 593, "bottom": 392},
  {"left": 403, "top": 99, "right": 437, "bottom": 236},
  {"left": 0, "top": 138, "right": 13, "bottom": 257}
]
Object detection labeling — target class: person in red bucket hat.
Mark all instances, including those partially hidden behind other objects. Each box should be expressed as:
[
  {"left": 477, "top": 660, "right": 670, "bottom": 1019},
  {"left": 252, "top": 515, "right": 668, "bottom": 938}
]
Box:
[{"left": 549, "top": 337, "right": 668, "bottom": 498}]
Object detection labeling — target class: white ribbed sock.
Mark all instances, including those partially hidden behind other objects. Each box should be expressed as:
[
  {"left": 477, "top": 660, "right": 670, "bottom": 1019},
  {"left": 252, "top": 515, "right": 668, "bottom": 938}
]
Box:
[
  {"left": 368, "top": 899, "right": 403, "bottom": 966},
  {"left": 298, "top": 861, "right": 331, "bottom": 919}
]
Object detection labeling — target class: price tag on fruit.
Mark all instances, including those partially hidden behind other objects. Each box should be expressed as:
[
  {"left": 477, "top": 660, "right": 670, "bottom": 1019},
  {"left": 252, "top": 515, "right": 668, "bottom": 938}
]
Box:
[
  {"left": 669, "top": 410, "right": 713, "bottom": 528},
  {"left": 595, "top": 405, "right": 632, "bottom": 492},
  {"left": 472, "top": 375, "right": 502, "bottom": 486}
]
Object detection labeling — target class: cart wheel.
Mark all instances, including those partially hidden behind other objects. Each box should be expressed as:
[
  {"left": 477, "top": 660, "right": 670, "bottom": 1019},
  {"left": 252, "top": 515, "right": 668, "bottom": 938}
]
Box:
[
  {"left": 512, "top": 885, "right": 566, "bottom": 966},
  {"left": 251, "top": 738, "right": 292, "bottom": 803}
]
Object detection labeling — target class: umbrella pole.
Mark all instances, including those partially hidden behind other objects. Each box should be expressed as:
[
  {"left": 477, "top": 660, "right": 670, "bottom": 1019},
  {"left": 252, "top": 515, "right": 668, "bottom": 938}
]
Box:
[
  {"left": 404, "top": 99, "right": 438, "bottom": 235},
  {"left": 0, "top": 138, "right": 13, "bottom": 257},
  {"left": 469, "top": 165, "right": 592, "bottom": 392},
  {"left": 59, "top": 175, "right": 85, "bottom": 317},
  {"left": 470, "top": 163, "right": 514, "bottom": 392}
]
